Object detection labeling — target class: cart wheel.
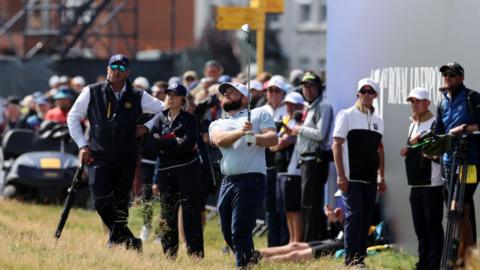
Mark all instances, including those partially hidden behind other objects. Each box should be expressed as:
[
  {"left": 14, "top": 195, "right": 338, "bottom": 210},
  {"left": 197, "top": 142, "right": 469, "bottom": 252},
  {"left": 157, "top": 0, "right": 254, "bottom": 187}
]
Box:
[{"left": 3, "top": 185, "right": 17, "bottom": 198}]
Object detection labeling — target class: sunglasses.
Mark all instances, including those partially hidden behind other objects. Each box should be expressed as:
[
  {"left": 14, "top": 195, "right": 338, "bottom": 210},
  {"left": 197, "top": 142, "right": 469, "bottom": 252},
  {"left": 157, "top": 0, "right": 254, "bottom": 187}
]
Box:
[
  {"left": 268, "top": 88, "right": 282, "bottom": 93},
  {"left": 110, "top": 64, "right": 128, "bottom": 72},
  {"left": 359, "top": 88, "right": 376, "bottom": 95},
  {"left": 442, "top": 72, "right": 459, "bottom": 78}
]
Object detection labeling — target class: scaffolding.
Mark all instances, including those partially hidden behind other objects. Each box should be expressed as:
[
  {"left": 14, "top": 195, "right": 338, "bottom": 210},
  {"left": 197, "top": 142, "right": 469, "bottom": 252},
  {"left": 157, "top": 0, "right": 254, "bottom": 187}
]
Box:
[{"left": 0, "top": 0, "right": 139, "bottom": 58}]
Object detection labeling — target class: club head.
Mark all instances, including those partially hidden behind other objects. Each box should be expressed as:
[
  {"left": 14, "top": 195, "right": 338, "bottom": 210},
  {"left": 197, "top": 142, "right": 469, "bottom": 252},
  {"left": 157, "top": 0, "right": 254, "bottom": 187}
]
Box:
[{"left": 241, "top": 24, "right": 250, "bottom": 33}]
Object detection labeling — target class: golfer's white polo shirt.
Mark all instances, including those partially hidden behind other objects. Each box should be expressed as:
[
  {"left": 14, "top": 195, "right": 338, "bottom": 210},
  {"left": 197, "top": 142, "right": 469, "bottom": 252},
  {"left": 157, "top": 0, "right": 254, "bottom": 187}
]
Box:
[{"left": 209, "top": 108, "right": 275, "bottom": 176}]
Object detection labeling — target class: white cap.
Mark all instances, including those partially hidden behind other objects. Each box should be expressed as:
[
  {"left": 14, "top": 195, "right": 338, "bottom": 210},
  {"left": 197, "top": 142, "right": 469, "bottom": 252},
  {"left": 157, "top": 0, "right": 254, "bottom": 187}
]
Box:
[
  {"left": 283, "top": 92, "right": 305, "bottom": 105},
  {"left": 267, "top": 75, "right": 287, "bottom": 92},
  {"left": 219, "top": 82, "right": 249, "bottom": 97},
  {"left": 59, "top": 75, "right": 69, "bottom": 84},
  {"left": 133, "top": 76, "right": 150, "bottom": 90},
  {"left": 72, "top": 76, "right": 86, "bottom": 86},
  {"left": 407, "top": 87, "right": 429, "bottom": 101},
  {"left": 357, "top": 78, "right": 378, "bottom": 92},
  {"left": 249, "top": 80, "right": 263, "bottom": 91},
  {"left": 49, "top": 75, "right": 60, "bottom": 87}
]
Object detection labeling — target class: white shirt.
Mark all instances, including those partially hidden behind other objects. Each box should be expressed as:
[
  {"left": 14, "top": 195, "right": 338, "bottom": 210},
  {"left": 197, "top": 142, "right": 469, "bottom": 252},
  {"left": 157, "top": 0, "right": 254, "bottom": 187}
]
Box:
[
  {"left": 260, "top": 103, "right": 287, "bottom": 122},
  {"left": 333, "top": 105, "right": 384, "bottom": 183},
  {"left": 209, "top": 108, "right": 275, "bottom": 176},
  {"left": 67, "top": 84, "right": 164, "bottom": 149}
]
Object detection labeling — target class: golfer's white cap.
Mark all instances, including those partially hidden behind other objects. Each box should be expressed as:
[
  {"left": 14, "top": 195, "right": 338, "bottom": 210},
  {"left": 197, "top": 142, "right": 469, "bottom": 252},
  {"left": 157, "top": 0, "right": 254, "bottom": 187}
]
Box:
[
  {"left": 219, "top": 82, "right": 249, "bottom": 97},
  {"left": 406, "top": 87, "right": 429, "bottom": 102}
]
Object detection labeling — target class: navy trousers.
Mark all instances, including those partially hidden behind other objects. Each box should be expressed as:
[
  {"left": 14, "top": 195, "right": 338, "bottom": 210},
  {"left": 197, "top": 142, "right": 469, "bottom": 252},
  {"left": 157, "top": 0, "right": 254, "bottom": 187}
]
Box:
[
  {"left": 217, "top": 173, "right": 266, "bottom": 268},
  {"left": 342, "top": 181, "right": 377, "bottom": 266}
]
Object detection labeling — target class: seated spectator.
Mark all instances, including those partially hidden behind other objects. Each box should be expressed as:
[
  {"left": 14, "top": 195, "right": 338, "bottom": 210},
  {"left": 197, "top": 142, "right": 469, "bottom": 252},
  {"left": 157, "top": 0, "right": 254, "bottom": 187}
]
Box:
[
  {"left": 258, "top": 204, "right": 344, "bottom": 263},
  {"left": 151, "top": 81, "right": 168, "bottom": 102},
  {"left": 44, "top": 88, "right": 75, "bottom": 124},
  {"left": 183, "top": 70, "right": 199, "bottom": 92}
]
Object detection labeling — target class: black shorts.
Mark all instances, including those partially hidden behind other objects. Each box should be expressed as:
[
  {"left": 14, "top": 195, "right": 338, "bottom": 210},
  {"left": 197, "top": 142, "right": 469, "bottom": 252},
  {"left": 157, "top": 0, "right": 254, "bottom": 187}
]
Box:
[
  {"left": 277, "top": 175, "right": 302, "bottom": 212},
  {"left": 308, "top": 239, "right": 344, "bottom": 258}
]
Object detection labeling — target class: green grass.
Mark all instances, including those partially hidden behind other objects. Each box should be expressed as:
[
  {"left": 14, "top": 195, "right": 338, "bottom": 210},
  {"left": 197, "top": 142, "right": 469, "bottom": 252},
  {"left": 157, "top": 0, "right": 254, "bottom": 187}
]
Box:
[{"left": 0, "top": 199, "right": 417, "bottom": 269}]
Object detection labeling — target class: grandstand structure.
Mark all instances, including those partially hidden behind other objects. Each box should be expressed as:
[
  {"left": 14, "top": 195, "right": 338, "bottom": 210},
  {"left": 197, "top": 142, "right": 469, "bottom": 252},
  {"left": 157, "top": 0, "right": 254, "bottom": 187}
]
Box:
[{"left": 0, "top": 0, "right": 139, "bottom": 58}]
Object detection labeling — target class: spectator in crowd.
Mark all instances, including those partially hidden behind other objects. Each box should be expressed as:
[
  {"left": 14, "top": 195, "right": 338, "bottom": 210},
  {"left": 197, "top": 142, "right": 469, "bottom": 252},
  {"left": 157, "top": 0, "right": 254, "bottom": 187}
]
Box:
[
  {"left": 249, "top": 80, "right": 266, "bottom": 109},
  {"left": 1, "top": 96, "right": 23, "bottom": 134},
  {"left": 401, "top": 87, "right": 443, "bottom": 270},
  {"left": 332, "top": 78, "right": 386, "bottom": 267},
  {"left": 289, "top": 72, "right": 333, "bottom": 242},
  {"left": 256, "top": 71, "right": 273, "bottom": 84},
  {"left": 133, "top": 76, "right": 150, "bottom": 92},
  {"left": 435, "top": 62, "right": 479, "bottom": 265},
  {"left": 45, "top": 88, "right": 75, "bottom": 124},
  {"left": 204, "top": 60, "right": 224, "bottom": 83},
  {"left": 261, "top": 75, "right": 289, "bottom": 247},
  {"left": 26, "top": 96, "right": 51, "bottom": 130},
  {"left": 151, "top": 81, "right": 168, "bottom": 102},
  {"left": 182, "top": 70, "right": 199, "bottom": 92},
  {"left": 67, "top": 54, "right": 164, "bottom": 252},
  {"left": 287, "top": 72, "right": 334, "bottom": 243},
  {"left": 209, "top": 82, "right": 277, "bottom": 268},
  {"left": 151, "top": 83, "right": 204, "bottom": 259},
  {"left": 71, "top": 76, "right": 86, "bottom": 94},
  {"left": 270, "top": 92, "right": 306, "bottom": 243}
]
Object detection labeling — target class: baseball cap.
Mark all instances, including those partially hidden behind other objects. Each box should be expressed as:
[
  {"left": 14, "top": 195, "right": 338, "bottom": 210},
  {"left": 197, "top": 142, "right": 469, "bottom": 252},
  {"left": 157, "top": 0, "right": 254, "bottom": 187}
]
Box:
[
  {"left": 300, "top": 72, "right": 322, "bottom": 86},
  {"left": 357, "top": 78, "right": 378, "bottom": 92},
  {"left": 35, "top": 96, "right": 50, "bottom": 105},
  {"left": 53, "top": 88, "right": 75, "bottom": 100},
  {"left": 133, "top": 76, "right": 150, "bottom": 90},
  {"left": 108, "top": 54, "right": 129, "bottom": 67},
  {"left": 440, "top": 62, "right": 464, "bottom": 76},
  {"left": 249, "top": 80, "right": 263, "bottom": 91},
  {"left": 406, "top": 87, "right": 429, "bottom": 102},
  {"left": 219, "top": 82, "right": 249, "bottom": 97},
  {"left": 165, "top": 83, "right": 187, "bottom": 96},
  {"left": 283, "top": 92, "right": 305, "bottom": 105},
  {"left": 267, "top": 75, "right": 287, "bottom": 92}
]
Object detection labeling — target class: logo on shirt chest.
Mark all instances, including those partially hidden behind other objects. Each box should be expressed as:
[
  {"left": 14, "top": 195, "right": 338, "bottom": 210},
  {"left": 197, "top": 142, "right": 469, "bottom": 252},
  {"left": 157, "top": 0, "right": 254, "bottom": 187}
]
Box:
[{"left": 125, "top": 102, "right": 132, "bottom": 109}]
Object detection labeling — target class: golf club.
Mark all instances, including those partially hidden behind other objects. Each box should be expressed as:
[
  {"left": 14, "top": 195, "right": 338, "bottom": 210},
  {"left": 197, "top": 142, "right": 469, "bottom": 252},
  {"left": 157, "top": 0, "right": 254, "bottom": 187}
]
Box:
[{"left": 241, "top": 23, "right": 254, "bottom": 146}]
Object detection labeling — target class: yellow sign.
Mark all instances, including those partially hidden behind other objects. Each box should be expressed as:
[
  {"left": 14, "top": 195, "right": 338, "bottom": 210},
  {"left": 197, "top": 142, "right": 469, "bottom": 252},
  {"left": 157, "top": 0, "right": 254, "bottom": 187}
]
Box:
[
  {"left": 250, "top": 0, "right": 284, "bottom": 13},
  {"left": 215, "top": 6, "right": 264, "bottom": 30},
  {"left": 40, "top": 158, "right": 61, "bottom": 169}
]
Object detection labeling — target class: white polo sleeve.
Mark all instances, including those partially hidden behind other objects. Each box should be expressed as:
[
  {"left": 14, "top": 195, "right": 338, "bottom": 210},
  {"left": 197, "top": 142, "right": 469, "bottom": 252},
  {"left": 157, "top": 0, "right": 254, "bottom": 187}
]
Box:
[
  {"left": 333, "top": 109, "right": 349, "bottom": 139},
  {"left": 67, "top": 86, "right": 90, "bottom": 148}
]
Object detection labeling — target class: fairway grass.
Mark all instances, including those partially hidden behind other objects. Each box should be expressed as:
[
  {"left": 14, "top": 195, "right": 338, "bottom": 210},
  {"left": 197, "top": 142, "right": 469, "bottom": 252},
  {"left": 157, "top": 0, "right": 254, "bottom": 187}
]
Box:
[{"left": 0, "top": 199, "right": 418, "bottom": 269}]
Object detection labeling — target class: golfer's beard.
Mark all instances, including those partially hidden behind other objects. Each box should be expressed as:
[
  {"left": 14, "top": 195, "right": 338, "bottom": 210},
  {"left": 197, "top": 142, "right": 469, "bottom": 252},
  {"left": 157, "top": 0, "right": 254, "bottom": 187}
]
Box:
[{"left": 223, "top": 100, "right": 242, "bottom": 112}]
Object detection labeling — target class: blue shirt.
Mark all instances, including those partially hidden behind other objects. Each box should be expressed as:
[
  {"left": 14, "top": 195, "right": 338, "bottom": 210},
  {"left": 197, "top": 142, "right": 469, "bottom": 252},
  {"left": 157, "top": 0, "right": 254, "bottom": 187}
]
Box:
[
  {"left": 209, "top": 108, "right": 275, "bottom": 176},
  {"left": 436, "top": 86, "right": 478, "bottom": 165}
]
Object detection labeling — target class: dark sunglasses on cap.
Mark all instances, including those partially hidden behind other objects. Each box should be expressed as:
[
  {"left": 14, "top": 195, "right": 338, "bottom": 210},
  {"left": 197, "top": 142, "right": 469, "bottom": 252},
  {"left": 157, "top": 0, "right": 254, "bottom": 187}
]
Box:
[
  {"left": 110, "top": 64, "right": 128, "bottom": 72},
  {"left": 442, "top": 72, "right": 459, "bottom": 78},
  {"left": 359, "top": 89, "right": 376, "bottom": 95}
]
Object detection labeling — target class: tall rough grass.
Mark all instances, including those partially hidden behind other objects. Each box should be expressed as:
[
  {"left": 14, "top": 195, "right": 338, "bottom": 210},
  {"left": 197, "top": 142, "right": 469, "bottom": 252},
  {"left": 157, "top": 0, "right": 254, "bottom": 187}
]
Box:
[{"left": 0, "top": 199, "right": 415, "bottom": 269}]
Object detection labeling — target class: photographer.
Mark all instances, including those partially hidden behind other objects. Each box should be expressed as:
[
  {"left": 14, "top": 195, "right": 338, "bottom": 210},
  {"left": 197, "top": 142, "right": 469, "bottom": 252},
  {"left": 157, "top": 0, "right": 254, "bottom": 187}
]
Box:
[
  {"left": 401, "top": 87, "right": 443, "bottom": 270},
  {"left": 435, "top": 62, "right": 480, "bottom": 264}
]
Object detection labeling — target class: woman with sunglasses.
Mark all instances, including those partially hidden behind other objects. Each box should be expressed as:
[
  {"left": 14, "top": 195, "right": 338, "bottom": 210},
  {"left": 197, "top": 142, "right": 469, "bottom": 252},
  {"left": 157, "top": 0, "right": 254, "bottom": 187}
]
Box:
[
  {"left": 332, "top": 78, "right": 386, "bottom": 268},
  {"left": 150, "top": 83, "right": 204, "bottom": 259}
]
